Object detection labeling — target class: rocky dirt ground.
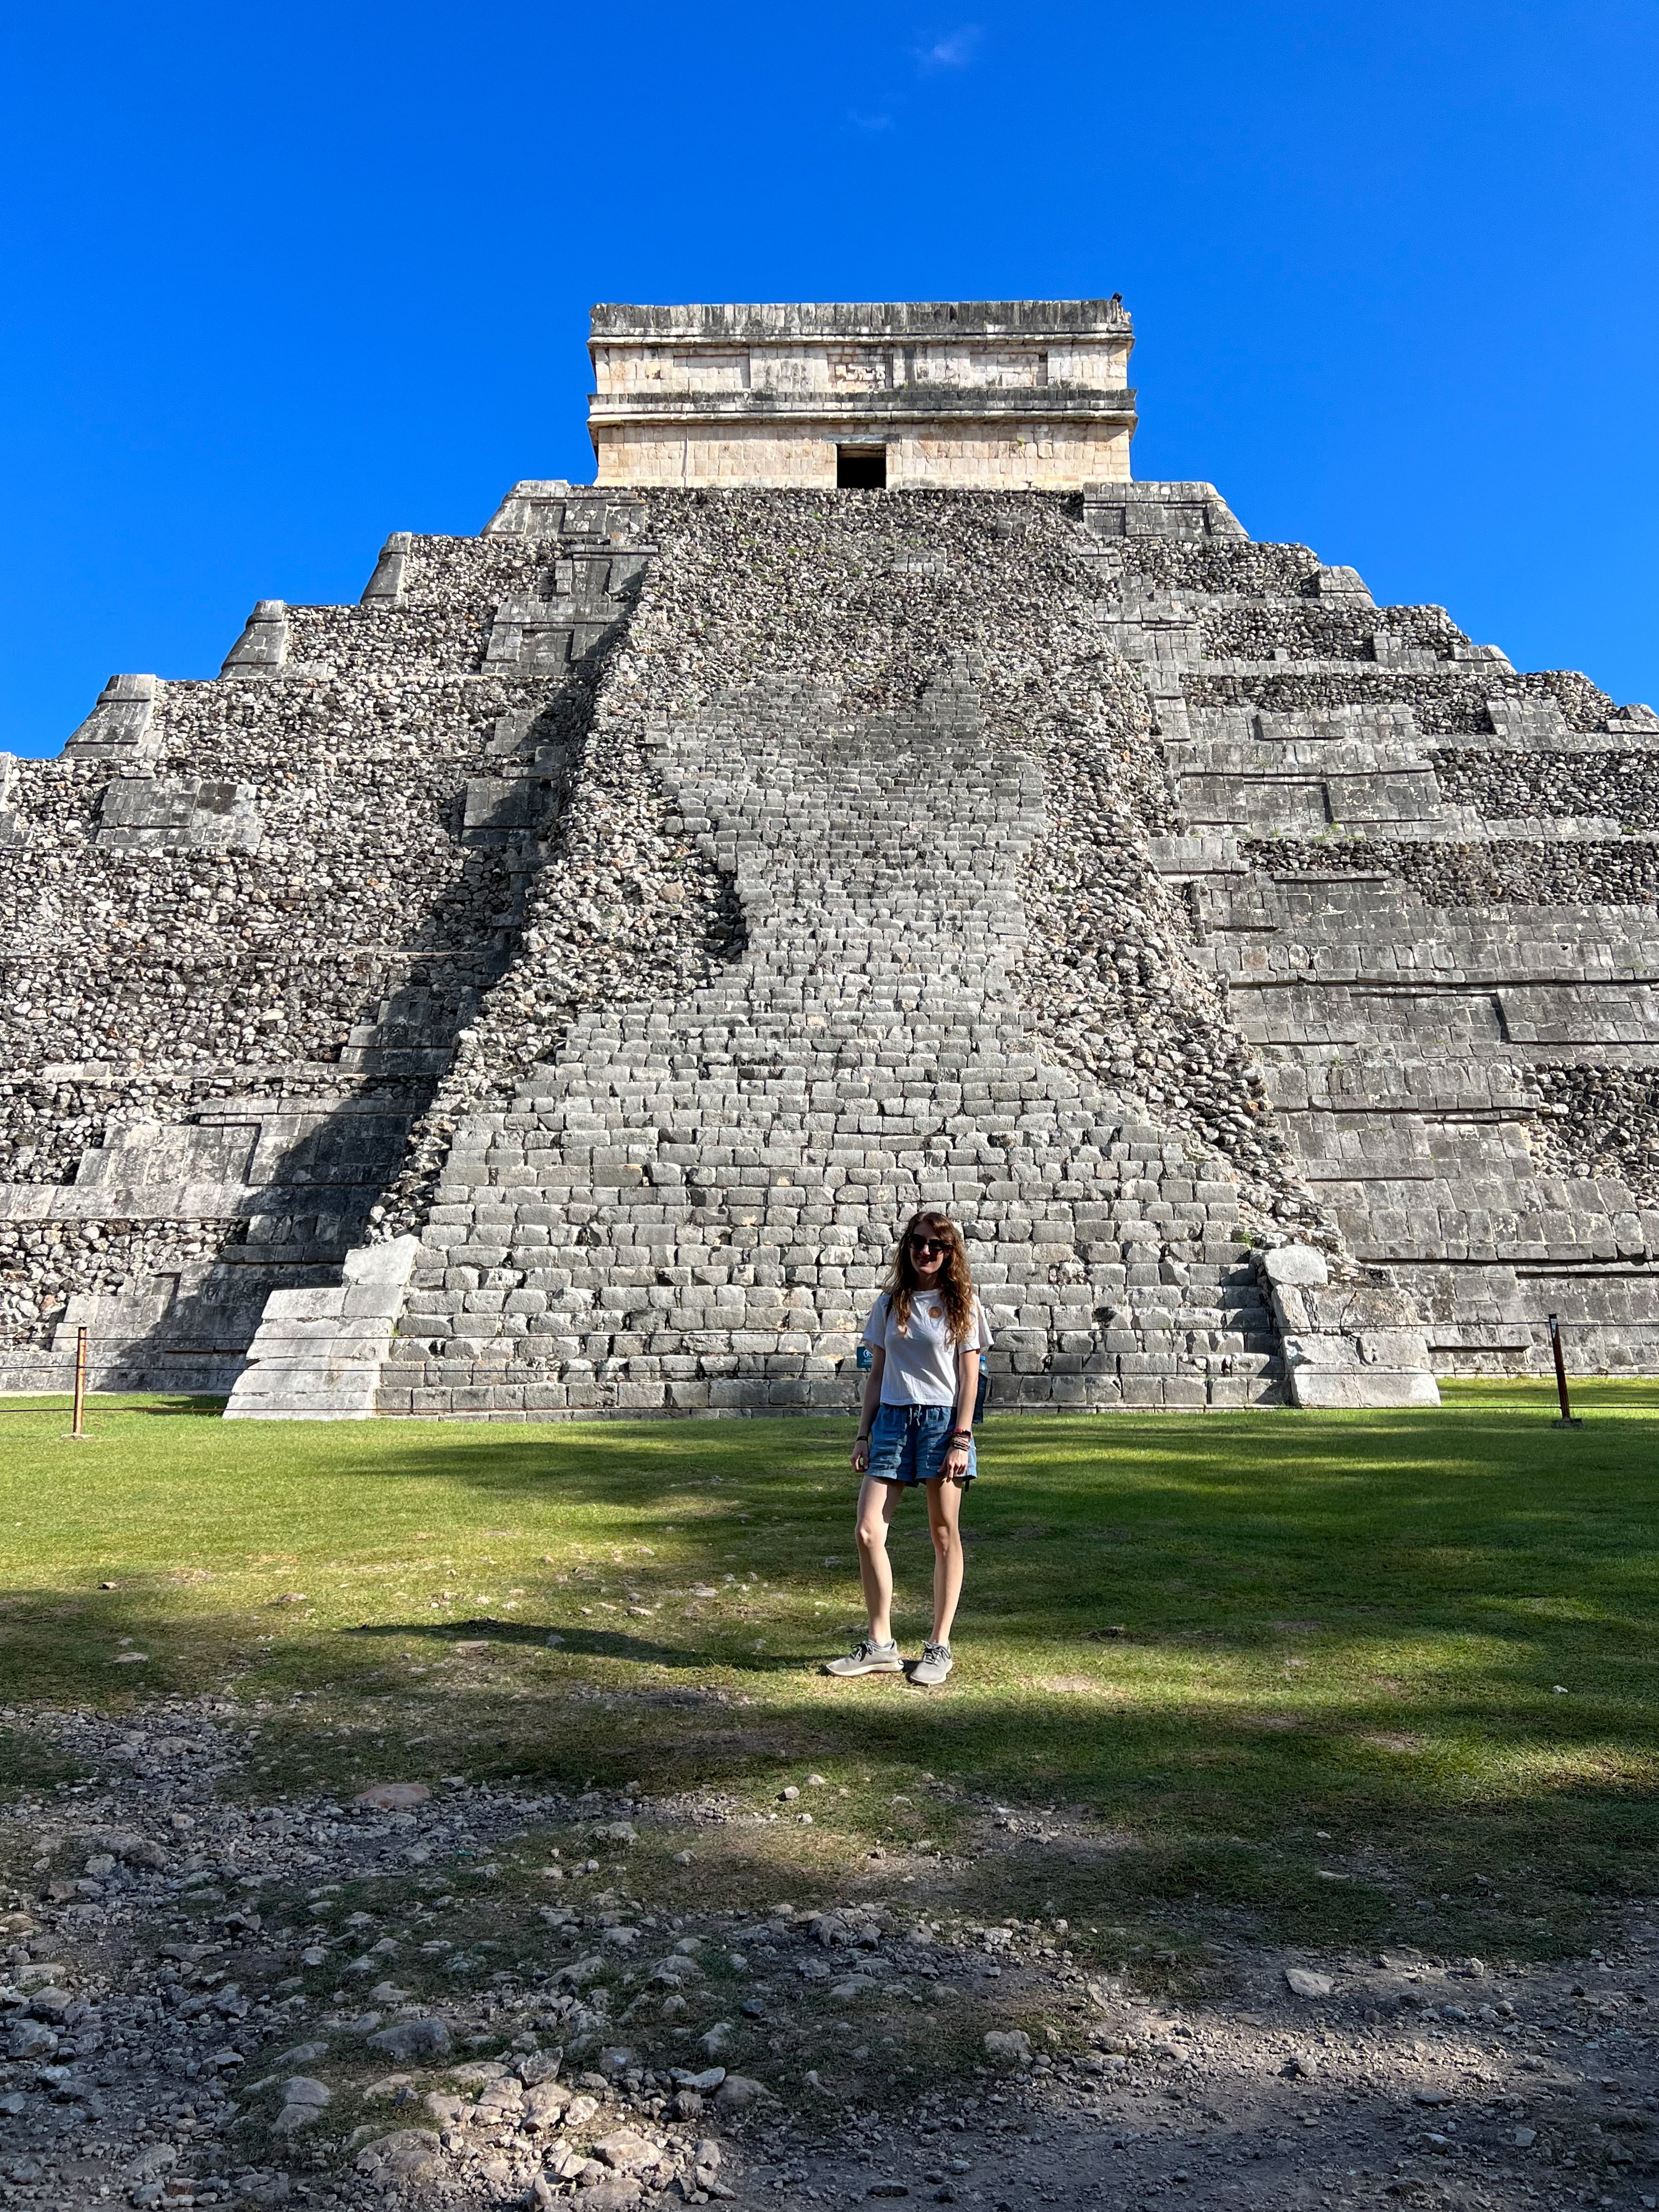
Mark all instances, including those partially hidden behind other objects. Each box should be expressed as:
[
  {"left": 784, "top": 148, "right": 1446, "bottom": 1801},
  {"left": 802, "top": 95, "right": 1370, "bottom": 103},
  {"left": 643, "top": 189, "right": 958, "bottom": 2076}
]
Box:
[{"left": 1, "top": 1703, "right": 1655, "bottom": 2212}]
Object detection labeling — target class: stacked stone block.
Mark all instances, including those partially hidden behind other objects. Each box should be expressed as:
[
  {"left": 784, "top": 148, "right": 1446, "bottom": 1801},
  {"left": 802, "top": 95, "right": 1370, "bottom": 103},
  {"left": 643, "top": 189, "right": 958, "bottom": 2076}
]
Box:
[
  {"left": 0, "top": 489, "right": 647, "bottom": 1393},
  {"left": 22, "top": 443, "right": 1638, "bottom": 1408},
  {"left": 234, "top": 485, "right": 1323, "bottom": 1417},
  {"left": 587, "top": 299, "right": 1137, "bottom": 491},
  {"left": 363, "top": 679, "right": 1285, "bottom": 1416},
  {"left": 1078, "top": 501, "right": 1659, "bottom": 1374}
]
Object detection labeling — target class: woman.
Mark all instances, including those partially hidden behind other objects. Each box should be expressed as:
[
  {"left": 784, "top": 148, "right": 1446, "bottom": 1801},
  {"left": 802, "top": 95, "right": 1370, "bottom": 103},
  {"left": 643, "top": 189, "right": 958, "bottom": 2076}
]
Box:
[{"left": 826, "top": 1211, "right": 993, "bottom": 1689}]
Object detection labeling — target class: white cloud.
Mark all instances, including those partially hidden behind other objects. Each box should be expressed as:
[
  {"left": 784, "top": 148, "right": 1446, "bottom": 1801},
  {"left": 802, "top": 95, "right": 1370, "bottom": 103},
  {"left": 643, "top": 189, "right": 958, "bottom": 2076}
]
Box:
[{"left": 916, "top": 25, "right": 983, "bottom": 71}]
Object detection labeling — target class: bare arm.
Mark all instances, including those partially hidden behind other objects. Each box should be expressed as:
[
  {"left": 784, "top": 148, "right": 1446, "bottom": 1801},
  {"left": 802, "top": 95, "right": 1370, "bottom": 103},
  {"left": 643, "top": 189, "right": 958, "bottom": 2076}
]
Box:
[
  {"left": 942, "top": 1345, "right": 977, "bottom": 1477},
  {"left": 850, "top": 1347, "right": 885, "bottom": 1473},
  {"left": 953, "top": 1345, "right": 977, "bottom": 1432}
]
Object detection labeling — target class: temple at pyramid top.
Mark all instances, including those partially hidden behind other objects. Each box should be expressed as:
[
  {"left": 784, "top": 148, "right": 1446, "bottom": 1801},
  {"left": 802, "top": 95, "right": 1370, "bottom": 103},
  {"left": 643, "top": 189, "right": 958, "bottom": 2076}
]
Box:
[{"left": 586, "top": 298, "right": 1136, "bottom": 490}]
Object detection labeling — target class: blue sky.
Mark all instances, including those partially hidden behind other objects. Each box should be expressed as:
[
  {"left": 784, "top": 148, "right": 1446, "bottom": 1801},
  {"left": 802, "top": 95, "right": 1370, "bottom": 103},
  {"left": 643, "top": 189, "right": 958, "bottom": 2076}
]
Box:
[{"left": 2, "top": 1, "right": 1655, "bottom": 756}]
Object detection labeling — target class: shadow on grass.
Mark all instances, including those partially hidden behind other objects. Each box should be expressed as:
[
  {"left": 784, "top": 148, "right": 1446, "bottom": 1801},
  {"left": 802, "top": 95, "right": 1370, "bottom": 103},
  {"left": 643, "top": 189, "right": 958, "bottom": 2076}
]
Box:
[
  {"left": 1, "top": 1390, "right": 1656, "bottom": 1956},
  {"left": 1, "top": 1561, "right": 1654, "bottom": 1956},
  {"left": 0, "top": 1394, "right": 228, "bottom": 1420},
  {"left": 316, "top": 1397, "right": 1652, "bottom": 1518},
  {"left": 0, "top": 1727, "right": 81, "bottom": 1794},
  {"left": 343, "top": 1617, "right": 707, "bottom": 1666}
]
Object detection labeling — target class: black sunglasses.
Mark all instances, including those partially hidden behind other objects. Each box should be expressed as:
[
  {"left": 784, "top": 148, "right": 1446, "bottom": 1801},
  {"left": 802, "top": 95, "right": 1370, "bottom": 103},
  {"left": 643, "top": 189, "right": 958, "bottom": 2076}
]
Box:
[{"left": 910, "top": 1236, "right": 948, "bottom": 1254}]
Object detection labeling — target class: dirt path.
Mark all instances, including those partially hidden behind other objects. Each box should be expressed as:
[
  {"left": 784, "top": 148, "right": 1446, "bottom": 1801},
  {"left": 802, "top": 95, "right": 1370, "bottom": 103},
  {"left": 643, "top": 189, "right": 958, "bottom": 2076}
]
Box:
[{"left": 0, "top": 1703, "right": 1653, "bottom": 2211}]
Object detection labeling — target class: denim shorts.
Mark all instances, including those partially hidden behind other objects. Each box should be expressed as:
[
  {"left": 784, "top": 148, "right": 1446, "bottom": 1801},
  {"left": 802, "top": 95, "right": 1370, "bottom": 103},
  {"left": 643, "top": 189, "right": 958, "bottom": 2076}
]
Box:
[{"left": 866, "top": 1402, "right": 977, "bottom": 1486}]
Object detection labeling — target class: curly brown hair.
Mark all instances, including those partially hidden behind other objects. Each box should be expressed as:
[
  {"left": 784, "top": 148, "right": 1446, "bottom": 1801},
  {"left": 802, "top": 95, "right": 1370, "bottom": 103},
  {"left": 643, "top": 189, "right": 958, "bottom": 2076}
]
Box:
[{"left": 882, "top": 1211, "right": 977, "bottom": 1343}]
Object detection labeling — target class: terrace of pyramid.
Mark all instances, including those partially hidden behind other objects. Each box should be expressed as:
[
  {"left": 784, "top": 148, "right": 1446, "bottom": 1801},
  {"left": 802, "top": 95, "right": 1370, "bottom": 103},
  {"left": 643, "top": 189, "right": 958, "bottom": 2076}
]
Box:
[{"left": 2, "top": 299, "right": 1654, "bottom": 1417}]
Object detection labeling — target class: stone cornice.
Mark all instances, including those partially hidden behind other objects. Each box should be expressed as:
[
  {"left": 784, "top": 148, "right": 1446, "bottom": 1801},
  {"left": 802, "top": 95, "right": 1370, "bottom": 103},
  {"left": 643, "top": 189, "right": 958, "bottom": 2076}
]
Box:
[
  {"left": 590, "top": 298, "right": 1132, "bottom": 343},
  {"left": 589, "top": 385, "right": 1139, "bottom": 429}
]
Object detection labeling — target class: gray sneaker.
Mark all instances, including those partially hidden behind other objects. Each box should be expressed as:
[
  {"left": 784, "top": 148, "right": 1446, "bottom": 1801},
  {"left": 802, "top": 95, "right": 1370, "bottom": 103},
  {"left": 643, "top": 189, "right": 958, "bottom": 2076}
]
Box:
[
  {"left": 824, "top": 1637, "right": 903, "bottom": 1677},
  {"left": 911, "top": 1641, "right": 954, "bottom": 1688}
]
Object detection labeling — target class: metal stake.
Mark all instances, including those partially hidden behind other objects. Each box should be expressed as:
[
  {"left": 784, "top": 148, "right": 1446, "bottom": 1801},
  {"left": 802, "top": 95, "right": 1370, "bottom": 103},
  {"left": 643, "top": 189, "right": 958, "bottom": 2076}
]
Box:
[
  {"left": 1548, "top": 1313, "right": 1581, "bottom": 1427},
  {"left": 71, "top": 1325, "right": 89, "bottom": 1439}
]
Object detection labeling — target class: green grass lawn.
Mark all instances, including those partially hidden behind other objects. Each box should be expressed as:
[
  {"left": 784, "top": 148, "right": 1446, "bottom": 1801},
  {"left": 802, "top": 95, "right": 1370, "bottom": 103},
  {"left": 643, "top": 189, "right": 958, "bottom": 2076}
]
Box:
[{"left": 1, "top": 1381, "right": 1655, "bottom": 1969}]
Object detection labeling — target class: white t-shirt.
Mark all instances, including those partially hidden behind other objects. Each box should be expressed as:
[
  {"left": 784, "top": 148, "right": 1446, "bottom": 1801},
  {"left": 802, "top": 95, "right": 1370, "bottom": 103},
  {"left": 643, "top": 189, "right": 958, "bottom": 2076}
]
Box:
[{"left": 863, "top": 1290, "right": 993, "bottom": 1407}]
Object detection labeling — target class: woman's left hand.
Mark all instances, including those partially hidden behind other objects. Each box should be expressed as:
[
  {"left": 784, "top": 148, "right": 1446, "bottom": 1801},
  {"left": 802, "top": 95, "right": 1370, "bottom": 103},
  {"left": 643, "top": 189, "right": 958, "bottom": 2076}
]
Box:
[{"left": 942, "top": 1437, "right": 970, "bottom": 1477}]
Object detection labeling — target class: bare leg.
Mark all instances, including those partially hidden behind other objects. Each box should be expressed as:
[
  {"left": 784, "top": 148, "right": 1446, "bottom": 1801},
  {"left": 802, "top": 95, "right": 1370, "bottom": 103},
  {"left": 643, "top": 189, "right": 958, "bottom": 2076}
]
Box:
[
  {"left": 854, "top": 1475, "right": 902, "bottom": 1643},
  {"left": 924, "top": 1475, "right": 965, "bottom": 1645}
]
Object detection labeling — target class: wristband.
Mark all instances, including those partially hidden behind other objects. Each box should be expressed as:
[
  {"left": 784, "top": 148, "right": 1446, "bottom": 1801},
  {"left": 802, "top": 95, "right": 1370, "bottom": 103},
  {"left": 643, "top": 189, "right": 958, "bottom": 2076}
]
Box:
[{"left": 946, "top": 1429, "right": 972, "bottom": 1444}]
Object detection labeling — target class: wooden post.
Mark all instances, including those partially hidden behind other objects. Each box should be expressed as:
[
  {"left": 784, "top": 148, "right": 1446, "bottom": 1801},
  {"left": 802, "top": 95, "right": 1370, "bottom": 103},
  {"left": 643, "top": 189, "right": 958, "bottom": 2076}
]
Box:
[
  {"left": 1548, "top": 1313, "right": 1581, "bottom": 1428},
  {"left": 71, "top": 1325, "right": 89, "bottom": 1439}
]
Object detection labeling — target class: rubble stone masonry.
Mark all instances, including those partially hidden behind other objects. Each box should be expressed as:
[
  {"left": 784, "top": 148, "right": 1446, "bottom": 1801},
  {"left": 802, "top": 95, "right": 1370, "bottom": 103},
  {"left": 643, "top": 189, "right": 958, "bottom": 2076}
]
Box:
[{"left": 2, "top": 304, "right": 1653, "bottom": 1411}]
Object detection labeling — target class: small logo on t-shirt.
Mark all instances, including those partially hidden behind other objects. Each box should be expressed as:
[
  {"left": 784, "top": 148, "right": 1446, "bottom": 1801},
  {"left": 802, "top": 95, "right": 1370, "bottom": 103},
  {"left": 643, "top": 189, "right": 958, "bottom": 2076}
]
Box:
[{"left": 928, "top": 1304, "right": 943, "bottom": 1322}]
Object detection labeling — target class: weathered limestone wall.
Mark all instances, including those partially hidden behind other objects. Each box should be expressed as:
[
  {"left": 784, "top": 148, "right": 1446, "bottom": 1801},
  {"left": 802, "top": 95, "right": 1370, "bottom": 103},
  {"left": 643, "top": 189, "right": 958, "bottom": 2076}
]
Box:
[
  {"left": 227, "top": 484, "right": 1433, "bottom": 1418},
  {"left": 16, "top": 446, "right": 1648, "bottom": 1407},
  {"left": 589, "top": 304, "right": 1133, "bottom": 395},
  {"left": 0, "top": 490, "right": 649, "bottom": 1394},
  {"left": 1085, "top": 520, "right": 1659, "bottom": 1374},
  {"left": 591, "top": 421, "right": 1133, "bottom": 492},
  {"left": 600, "top": 427, "right": 845, "bottom": 491},
  {"left": 588, "top": 300, "right": 1137, "bottom": 490}
]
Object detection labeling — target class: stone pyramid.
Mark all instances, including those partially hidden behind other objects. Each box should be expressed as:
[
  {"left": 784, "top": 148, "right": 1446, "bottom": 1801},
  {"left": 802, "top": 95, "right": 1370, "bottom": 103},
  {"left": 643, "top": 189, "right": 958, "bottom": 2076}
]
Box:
[{"left": 1, "top": 302, "right": 1650, "bottom": 1416}]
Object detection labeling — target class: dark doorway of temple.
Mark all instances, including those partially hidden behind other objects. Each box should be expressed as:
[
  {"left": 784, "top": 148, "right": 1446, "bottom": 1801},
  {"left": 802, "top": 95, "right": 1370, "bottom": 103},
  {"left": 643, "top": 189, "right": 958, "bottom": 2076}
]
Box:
[{"left": 837, "top": 445, "right": 887, "bottom": 488}]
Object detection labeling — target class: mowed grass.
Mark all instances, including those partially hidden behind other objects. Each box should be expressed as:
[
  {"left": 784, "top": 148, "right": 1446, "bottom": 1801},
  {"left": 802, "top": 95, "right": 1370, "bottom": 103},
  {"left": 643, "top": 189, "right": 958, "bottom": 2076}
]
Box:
[{"left": 0, "top": 1382, "right": 1655, "bottom": 1966}]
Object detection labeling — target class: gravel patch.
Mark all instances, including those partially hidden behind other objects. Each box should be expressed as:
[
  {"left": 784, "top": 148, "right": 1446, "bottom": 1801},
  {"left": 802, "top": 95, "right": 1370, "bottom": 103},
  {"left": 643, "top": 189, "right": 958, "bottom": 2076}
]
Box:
[{"left": 1, "top": 1705, "right": 1653, "bottom": 2211}]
